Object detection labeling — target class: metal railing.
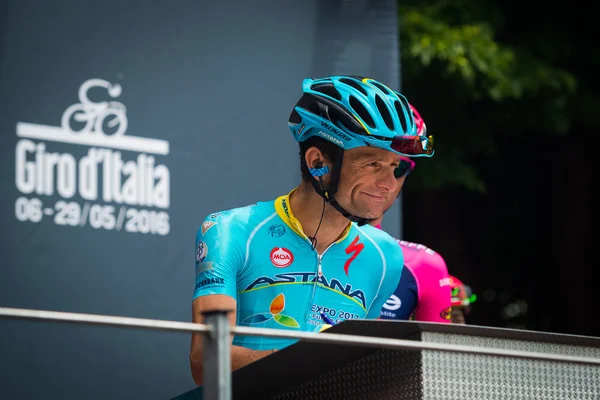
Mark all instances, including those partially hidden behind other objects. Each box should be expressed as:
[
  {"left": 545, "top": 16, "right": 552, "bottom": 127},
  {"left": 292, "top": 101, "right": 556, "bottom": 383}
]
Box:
[{"left": 2, "top": 306, "right": 600, "bottom": 400}]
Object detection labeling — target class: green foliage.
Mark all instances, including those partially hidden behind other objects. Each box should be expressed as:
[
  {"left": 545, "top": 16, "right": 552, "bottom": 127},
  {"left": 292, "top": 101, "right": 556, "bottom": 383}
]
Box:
[
  {"left": 398, "top": 0, "right": 579, "bottom": 191},
  {"left": 401, "top": 5, "right": 576, "bottom": 102}
]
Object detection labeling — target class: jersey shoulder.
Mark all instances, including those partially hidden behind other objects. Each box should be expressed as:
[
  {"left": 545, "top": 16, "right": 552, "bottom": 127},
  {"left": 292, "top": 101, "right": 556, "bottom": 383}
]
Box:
[
  {"left": 196, "top": 199, "right": 278, "bottom": 242},
  {"left": 398, "top": 239, "right": 448, "bottom": 274},
  {"left": 202, "top": 200, "right": 275, "bottom": 227},
  {"left": 357, "top": 224, "right": 404, "bottom": 268}
]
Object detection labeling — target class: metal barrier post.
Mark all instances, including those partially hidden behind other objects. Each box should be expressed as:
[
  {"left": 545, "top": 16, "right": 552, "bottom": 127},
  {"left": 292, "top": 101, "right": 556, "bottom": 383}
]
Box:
[{"left": 202, "top": 310, "right": 231, "bottom": 400}]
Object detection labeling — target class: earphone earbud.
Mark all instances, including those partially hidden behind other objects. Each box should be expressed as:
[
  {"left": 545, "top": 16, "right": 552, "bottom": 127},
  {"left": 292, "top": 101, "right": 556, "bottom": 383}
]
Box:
[{"left": 309, "top": 161, "right": 329, "bottom": 177}]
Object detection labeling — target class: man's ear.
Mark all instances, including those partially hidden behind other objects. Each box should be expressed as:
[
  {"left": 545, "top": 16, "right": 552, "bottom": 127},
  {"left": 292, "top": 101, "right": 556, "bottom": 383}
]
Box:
[
  {"left": 305, "top": 146, "right": 332, "bottom": 178},
  {"left": 304, "top": 146, "right": 331, "bottom": 170}
]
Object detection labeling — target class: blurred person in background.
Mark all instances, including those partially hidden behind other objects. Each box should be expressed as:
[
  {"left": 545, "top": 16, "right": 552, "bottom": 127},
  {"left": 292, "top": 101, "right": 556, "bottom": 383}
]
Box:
[
  {"left": 374, "top": 105, "right": 452, "bottom": 324},
  {"left": 449, "top": 275, "right": 477, "bottom": 324},
  {"left": 189, "top": 75, "right": 435, "bottom": 385}
]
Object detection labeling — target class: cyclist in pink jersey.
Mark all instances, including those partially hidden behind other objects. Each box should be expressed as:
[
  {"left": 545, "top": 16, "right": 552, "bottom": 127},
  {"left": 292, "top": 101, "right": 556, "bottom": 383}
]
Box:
[
  {"left": 449, "top": 275, "right": 477, "bottom": 324},
  {"left": 373, "top": 105, "right": 452, "bottom": 323},
  {"left": 378, "top": 234, "right": 452, "bottom": 322}
]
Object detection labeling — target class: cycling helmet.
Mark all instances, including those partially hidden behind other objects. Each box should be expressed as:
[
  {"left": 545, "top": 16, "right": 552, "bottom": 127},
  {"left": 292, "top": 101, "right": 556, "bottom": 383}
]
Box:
[
  {"left": 288, "top": 75, "right": 434, "bottom": 157},
  {"left": 393, "top": 103, "right": 427, "bottom": 178},
  {"left": 410, "top": 103, "right": 427, "bottom": 137},
  {"left": 449, "top": 275, "right": 477, "bottom": 312},
  {"left": 287, "top": 76, "right": 434, "bottom": 226}
]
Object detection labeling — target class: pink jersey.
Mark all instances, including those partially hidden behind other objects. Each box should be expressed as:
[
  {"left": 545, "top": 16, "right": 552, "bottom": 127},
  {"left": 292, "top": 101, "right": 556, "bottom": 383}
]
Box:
[{"left": 379, "top": 237, "right": 452, "bottom": 323}]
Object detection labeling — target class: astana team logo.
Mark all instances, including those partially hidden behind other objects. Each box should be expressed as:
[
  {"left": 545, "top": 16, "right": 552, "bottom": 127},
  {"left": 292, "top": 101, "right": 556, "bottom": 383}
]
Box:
[{"left": 241, "top": 293, "right": 299, "bottom": 328}]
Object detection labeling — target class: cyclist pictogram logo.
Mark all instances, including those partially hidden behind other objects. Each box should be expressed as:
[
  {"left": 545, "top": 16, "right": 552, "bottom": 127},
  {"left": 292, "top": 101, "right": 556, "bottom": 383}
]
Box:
[{"left": 61, "top": 79, "right": 128, "bottom": 137}]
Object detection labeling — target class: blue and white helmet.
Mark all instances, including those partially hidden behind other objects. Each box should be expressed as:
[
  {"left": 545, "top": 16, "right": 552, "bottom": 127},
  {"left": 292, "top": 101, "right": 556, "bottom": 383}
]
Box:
[{"left": 288, "top": 75, "right": 434, "bottom": 157}]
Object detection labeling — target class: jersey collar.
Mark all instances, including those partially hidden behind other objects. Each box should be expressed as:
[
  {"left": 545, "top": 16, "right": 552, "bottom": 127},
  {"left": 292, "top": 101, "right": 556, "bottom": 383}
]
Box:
[{"left": 275, "top": 188, "right": 352, "bottom": 244}]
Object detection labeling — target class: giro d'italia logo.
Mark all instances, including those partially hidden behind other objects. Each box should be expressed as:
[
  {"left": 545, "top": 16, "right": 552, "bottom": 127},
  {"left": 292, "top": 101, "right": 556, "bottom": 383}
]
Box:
[{"left": 13, "top": 78, "right": 170, "bottom": 236}]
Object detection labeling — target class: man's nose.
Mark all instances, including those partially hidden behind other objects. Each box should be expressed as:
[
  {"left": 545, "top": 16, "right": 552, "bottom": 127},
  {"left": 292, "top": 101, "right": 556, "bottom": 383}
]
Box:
[{"left": 376, "top": 168, "right": 398, "bottom": 193}]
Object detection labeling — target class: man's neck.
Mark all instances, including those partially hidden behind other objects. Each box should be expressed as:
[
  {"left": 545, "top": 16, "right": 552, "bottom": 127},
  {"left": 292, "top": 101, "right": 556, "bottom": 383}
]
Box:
[
  {"left": 370, "top": 216, "right": 383, "bottom": 228},
  {"left": 289, "top": 182, "right": 352, "bottom": 254}
]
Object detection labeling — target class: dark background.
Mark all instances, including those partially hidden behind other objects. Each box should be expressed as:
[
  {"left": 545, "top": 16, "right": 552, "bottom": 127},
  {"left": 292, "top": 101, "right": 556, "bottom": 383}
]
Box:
[{"left": 402, "top": 1, "right": 597, "bottom": 337}]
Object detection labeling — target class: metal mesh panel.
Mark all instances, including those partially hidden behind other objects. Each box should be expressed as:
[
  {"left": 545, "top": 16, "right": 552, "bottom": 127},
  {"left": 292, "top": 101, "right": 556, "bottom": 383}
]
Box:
[
  {"left": 269, "top": 349, "right": 423, "bottom": 400},
  {"left": 421, "top": 332, "right": 600, "bottom": 400},
  {"left": 230, "top": 328, "right": 600, "bottom": 400}
]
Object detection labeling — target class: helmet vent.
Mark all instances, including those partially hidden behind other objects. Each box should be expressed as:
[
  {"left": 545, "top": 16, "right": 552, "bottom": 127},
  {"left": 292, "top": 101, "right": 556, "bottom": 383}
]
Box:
[
  {"left": 289, "top": 109, "right": 302, "bottom": 124},
  {"left": 339, "top": 78, "right": 368, "bottom": 96},
  {"left": 375, "top": 94, "right": 394, "bottom": 131},
  {"left": 310, "top": 83, "right": 342, "bottom": 101},
  {"left": 349, "top": 96, "right": 376, "bottom": 129},
  {"left": 394, "top": 101, "right": 408, "bottom": 133},
  {"left": 371, "top": 81, "right": 392, "bottom": 95}
]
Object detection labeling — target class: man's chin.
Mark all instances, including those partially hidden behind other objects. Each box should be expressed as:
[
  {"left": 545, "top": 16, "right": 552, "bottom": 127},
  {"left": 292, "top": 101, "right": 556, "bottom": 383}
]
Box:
[
  {"left": 333, "top": 200, "right": 384, "bottom": 221},
  {"left": 351, "top": 209, "right": 384, "bottom": 222}
]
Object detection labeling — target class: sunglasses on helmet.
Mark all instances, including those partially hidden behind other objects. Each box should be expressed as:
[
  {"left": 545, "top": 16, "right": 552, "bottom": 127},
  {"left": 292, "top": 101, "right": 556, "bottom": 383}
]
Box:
[{"left": 390, "top": 135, "right": 435, "bottom": 157}]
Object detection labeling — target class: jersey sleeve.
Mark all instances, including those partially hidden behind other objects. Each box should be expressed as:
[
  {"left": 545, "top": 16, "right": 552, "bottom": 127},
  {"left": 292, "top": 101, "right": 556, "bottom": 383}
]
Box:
[
  {"left": 193, "top": 213, "right": 245, "bottom": 300},
  {"left": 413, "top": 252, "right": 452, "bottom": 323},
  {"left": 380, "top": 266, "right": 419, "bottom": 320},
  {"left": 366, "top": 244, "right": 404, "bottom": 319}
]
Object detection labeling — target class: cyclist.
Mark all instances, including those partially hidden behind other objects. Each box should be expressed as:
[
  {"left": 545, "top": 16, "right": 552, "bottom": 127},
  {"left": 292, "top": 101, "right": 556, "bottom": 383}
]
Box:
[
  {"left": 449, "top": 275, "right": 477, "bottom": 324},
  {"left": 189, "top": 75, "right": 435, "bottom": 385},
  {"left": 374, "top": 105, "right": 452, "bottom": 323}
]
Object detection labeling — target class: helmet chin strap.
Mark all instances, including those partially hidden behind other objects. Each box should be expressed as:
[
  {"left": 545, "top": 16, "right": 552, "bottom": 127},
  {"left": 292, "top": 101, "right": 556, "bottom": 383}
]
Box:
[
  {"left": 325, "top": 195, "right": 371, "bottom": 227},
  {"left": 307, "top": 148, "right": 373, "bottom": 227}
]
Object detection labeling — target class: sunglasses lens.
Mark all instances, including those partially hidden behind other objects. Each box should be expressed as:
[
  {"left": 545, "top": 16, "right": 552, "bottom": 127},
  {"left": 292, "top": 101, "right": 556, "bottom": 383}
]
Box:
[
  {"left": 394, "top": 165, "right": 408, "bottom": 178},
  {"left": 391, "top": 135, "right": 435, "bottom": 156},
  {"left": 394, "top": 159, "right": 414, "bottom": 178}
]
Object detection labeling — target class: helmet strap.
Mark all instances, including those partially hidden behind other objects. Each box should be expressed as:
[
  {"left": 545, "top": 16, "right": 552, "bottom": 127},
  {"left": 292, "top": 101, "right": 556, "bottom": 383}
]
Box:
[{"left": 306, "top": 147, "right": 372, "bottom": 226}]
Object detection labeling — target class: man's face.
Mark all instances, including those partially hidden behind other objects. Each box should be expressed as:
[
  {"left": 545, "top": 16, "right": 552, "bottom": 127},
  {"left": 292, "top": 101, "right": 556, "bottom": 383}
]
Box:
[
  {"left": 383, "top": 168, "right": 407, "bottom": 212},
  {"left": 451, "top": 307, "right": 466, "bottom": 324},
  {"left": 373, "top": 158, "right": 409, "bottom": 220},
  {"left": 333, "top": 147, "right": 400, "bottom": 219}
]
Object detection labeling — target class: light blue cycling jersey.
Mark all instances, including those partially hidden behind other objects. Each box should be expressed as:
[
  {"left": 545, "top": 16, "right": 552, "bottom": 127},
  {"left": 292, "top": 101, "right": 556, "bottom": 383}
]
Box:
[{"left": 193, "top": 189, "right": 404, "bottom": 350}]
